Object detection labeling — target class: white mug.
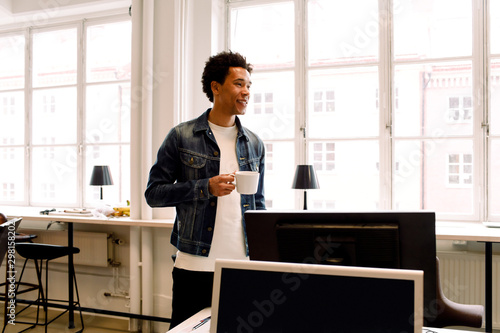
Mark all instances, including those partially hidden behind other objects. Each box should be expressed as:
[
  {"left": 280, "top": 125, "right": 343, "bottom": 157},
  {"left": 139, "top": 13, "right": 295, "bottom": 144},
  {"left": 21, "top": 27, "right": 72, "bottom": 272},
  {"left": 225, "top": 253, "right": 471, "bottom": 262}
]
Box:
[{"left": 234, "top": 171, "right": 260, "bottom": 195}]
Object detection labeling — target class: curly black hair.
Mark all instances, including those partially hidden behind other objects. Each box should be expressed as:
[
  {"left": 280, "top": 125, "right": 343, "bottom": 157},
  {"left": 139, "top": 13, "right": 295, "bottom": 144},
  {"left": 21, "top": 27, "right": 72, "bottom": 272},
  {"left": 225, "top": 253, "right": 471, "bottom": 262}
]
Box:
[{"left": 201, "top": 51, "right": 253, "bottom": 102}]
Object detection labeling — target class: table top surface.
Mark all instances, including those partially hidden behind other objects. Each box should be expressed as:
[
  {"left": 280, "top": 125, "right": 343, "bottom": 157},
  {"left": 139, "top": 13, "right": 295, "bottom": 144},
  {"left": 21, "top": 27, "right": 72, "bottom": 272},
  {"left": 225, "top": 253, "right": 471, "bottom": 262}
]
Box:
[
  {"left": 436, "top": 221, "right": 500, "bottom": 242},
  {"left": 4, "top": 208, "right": 174, "bottom": 228}
]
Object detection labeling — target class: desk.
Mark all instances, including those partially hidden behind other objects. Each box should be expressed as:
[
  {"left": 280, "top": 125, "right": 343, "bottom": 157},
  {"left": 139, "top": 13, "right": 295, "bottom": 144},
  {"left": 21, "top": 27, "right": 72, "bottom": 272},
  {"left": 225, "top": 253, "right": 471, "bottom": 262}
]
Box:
[
  {"left": 6, "top": 210, "right": 174, "bottom": 329},
  {"left": 436, "top": 222, "right": 500, "bottom": 333},
  {"left": 165, "top": 308, "right": 480, "bottom": 333}
]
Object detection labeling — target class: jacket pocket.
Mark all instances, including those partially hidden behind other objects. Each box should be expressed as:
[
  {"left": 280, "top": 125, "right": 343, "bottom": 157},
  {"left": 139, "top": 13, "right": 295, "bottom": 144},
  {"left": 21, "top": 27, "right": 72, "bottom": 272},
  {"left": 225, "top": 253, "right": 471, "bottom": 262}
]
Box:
[{"left": 180, "top": 151, "right": 207, "bottom": 180}]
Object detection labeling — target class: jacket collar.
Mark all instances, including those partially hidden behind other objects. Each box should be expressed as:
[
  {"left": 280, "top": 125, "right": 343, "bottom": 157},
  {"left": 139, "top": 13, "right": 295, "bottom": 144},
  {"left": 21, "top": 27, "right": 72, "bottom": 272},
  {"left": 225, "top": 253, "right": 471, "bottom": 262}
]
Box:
[{"left": 193, "top": 108, "right": 248, "bottom": 140}]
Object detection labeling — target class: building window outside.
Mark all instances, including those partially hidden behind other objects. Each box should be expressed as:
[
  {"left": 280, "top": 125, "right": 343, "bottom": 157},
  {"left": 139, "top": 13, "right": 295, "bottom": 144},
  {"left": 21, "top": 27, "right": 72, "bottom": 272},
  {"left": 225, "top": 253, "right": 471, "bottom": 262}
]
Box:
[
  {"left": 2, "top": 96, "right": 15, "bottom": 115},
  {"left": 265, "top": 143, "right": 273, "bottom": 171},
  {"left": 448, "top": 96, "right": 473, "bottom": 123},
  {"left": 313, "top": 142, "right": 335, "bottom": 172},
  {"left": 313, "top": 89, "right": 335, "bottom": 113},
  {"left": 253, "top": 92, "right": 274, "bottom": 114},
  {"left": 448, "top": 153, "right": 473, "bottom": 186}
]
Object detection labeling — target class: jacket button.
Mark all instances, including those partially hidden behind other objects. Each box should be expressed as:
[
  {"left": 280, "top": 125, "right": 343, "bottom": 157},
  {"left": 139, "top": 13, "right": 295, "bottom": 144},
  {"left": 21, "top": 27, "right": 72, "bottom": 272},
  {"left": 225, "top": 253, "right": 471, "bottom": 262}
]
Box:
[
  {"left": 210, "top": 202, "right": 215, "bottom": 207},
  {"left": 189, "top": 157, "right": 194, "bottom": 165},
  {"left": 207, "top": 227, "right": 213, "bottom": 232},
  {"left": 213, "top": 151, "right": 219, "bottom": 156},
  {"left": 202, "top": 249, "right": 207, "bottom": 254}
]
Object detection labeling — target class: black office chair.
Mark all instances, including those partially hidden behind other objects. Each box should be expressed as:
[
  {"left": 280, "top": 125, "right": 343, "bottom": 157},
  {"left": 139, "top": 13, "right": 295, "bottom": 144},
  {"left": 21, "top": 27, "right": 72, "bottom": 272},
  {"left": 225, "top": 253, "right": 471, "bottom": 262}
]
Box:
[
  {"left": 432, "top": 256, "right": 484, "bottom": 328},
  {"left": 9, "top": 243, "right": 84, "bottom": 333}
]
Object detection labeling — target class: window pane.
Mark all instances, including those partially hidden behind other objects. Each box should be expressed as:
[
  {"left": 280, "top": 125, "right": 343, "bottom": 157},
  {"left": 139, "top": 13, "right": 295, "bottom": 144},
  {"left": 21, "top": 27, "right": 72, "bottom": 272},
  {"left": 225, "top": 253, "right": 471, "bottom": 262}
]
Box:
[
  {"left": 263, "top": 141, "right": 295, "bottom": 209},
  {"left": 0, "top": 147, "right": 24, "bottom": 202},
  {"left": 394, "top": 139, "right": 473, "bottom": 214},
  {"left": 308, "top": 0, "right": 379, "bottom": 65},
  {"left": 309, "top": 67, "right": 379, "bottom": 138},
  {"left": 490, "top": 58, "right": 500, "bottom": 136},
  {"left": 491, "top": 0, "right": 500, "bottom": 54},
  {"left": 489, "top": 139, "right": 500, "bottom": 216},
  {"left": 394, "top": 62, "right": 473, "bottom": 137},
  {"left": 308, "top": 141, "right": 379, "bottom": 210},
  {"left": 85, "top": 144, "right": 130, "bottom": 205},
  {"left": 32, "top": 87, "right": 77, "bottom": 144},
  {"left": 245, "top": 71, "right": 294, "bottom": 140},
  {"left": 0, "top": 35, "right": 24, "bottom": 90},
  {"left": 87, "top": 21, "right": 132, "bottom": 83},
  {"left": 230, "top": 2, "right": 294, "bottom": 69},
  {"left": 394, "top": 0, "right": 472, "bottom": 60},
  {"left": 0, "top": 91, "right": 24, "bottom": 144},
  {"left": 31, "top": 146, "right": 77, "bottom": 204},
  {"left": 86, "top": 83, "right": 131, "bottom": 143},
  {"left": 32, "top": 28, "right": 77, "bottom": 87}
]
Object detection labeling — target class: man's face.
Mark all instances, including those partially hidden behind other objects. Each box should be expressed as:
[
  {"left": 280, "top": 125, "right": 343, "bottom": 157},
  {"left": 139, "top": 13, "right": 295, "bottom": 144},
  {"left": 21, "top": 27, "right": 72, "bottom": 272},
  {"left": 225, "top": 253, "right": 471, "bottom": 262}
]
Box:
[{"left": 214, "top": 66, "right": 252, "bottom": 116}]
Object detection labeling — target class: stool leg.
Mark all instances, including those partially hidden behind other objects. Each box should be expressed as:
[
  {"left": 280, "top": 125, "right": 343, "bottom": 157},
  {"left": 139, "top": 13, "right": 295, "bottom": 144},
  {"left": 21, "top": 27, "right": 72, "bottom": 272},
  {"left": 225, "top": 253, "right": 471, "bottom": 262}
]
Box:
[{"left": 71, "top": 264, "right": 85, "bottom": 333}]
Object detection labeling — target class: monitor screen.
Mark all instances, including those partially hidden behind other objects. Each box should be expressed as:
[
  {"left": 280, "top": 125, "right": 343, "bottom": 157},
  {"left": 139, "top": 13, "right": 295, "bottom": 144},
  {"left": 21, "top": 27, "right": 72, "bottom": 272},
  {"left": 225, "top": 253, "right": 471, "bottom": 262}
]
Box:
[
  {"left": 211, "top": 259, "right": 424, "bottom": 333},
  {"left": 245, "top": 210, "right": 437, "bottom": 325}
]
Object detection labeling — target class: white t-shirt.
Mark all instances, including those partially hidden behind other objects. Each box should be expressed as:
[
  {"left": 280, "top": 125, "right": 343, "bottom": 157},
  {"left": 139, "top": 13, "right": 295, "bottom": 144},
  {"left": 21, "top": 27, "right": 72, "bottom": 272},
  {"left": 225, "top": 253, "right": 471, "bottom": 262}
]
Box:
[{"left": 174, "top": 121, "right": 248, "bottom": 271}]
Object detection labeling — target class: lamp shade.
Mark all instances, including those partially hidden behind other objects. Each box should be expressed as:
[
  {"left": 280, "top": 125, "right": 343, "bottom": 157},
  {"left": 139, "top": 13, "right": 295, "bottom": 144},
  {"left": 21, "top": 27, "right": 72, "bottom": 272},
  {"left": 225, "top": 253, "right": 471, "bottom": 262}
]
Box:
[
  {"left": 90, "top": 165, "right": 113, "bottom": 186},
  {"left": 292, "top": 165, "right": 319, "bottom": 190}
]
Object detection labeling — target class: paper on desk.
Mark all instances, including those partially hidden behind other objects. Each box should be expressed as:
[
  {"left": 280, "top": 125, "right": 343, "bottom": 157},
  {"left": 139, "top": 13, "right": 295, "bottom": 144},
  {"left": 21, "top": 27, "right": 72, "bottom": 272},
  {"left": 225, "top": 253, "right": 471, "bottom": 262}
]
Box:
[{"left": 167, "top": 308, "right": 211, "bottom": 333}]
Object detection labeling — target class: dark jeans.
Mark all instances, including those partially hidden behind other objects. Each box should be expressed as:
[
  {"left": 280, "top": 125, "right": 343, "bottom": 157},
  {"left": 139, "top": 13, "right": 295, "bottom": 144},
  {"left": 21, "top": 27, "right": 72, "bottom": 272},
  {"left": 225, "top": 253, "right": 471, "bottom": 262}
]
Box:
[{"left": 169, "top": 267, "right": 214, "bottom": 329}]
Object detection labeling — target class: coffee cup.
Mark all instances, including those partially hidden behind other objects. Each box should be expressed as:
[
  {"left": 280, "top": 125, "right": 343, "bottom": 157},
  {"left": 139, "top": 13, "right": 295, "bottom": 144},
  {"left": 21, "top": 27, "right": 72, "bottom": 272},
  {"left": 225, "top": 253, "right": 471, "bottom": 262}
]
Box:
[{"left": 234, "top": 171, "right": 260, "bottom": 195}]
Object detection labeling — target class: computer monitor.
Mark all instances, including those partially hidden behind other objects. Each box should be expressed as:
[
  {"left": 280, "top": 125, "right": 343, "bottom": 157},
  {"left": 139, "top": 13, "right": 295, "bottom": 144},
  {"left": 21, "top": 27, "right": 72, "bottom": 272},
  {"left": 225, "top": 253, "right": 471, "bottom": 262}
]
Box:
[
  {"left": 245, "top": 210, "right": 437, "bottom": 324},
  {"left": 211, "top": 259, "right": 424, "bottom": 333}
]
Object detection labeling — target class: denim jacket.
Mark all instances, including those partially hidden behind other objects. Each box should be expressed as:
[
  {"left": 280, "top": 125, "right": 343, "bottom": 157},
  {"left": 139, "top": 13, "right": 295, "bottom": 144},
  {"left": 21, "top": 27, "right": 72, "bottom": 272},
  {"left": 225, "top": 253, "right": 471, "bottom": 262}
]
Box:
[{"left": 145, "top": 109, "right": 266, "bottom": 257}]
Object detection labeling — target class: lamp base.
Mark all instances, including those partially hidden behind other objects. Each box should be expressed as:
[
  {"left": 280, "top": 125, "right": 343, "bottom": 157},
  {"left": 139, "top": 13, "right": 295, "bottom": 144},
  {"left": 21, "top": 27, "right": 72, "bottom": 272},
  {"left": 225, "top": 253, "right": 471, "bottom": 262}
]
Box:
[{"left": 303, "top": 191, "right": 307, "bottom": 210}]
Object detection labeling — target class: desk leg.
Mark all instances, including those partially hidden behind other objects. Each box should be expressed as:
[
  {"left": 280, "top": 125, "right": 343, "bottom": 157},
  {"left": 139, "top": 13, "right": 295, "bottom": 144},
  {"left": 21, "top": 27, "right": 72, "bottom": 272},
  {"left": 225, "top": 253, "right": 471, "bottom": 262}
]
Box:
[
  {"left": 68, "top": 222, "right": 75, "bottom": 329},
  {"left": 485, "top": 242, "right": 492, "bottom": 333}
]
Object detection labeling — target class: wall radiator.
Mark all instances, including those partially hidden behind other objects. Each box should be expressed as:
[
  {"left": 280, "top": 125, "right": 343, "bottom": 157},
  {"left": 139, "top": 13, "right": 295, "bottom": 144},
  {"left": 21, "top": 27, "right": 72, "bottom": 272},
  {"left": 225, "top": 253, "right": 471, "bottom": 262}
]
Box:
[
  {"left": 28, "top": 230, "right": 109, "bottom": 267},
  {"left": 437, "top": 251, "right": 499, "bottom": 329}
]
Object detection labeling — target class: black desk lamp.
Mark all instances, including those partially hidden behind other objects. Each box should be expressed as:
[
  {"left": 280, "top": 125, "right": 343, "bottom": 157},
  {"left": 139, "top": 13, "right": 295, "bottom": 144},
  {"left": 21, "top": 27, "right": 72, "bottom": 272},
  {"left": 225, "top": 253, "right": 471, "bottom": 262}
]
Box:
[
  {"left": 90, "top": 165, "right": 113, "bottom": 200},
  {"left": 292, "top": 164, "right": 319, "bottom": 210}
]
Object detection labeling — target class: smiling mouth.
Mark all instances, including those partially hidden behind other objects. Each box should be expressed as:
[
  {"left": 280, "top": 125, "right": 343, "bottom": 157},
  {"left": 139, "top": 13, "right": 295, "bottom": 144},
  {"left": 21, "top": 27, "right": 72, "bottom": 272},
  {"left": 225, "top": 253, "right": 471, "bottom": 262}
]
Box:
[{"left": 237, "top": 100, "right": 248, "bottom": 106}]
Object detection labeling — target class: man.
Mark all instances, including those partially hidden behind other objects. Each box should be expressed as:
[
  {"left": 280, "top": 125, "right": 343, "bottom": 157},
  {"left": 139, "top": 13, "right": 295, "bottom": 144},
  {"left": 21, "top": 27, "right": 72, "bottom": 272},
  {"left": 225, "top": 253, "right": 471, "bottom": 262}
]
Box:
[{"left": 145, "top": 51, "right": 266, "bottom": 327}]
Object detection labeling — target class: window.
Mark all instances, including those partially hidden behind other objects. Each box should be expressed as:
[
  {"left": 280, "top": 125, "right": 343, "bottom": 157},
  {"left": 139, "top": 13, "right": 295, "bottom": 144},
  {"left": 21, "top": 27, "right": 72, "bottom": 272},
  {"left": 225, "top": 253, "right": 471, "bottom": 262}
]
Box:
[
  {"left": 448, "top": 96, "right": 472, "bottom": 122},
  {"left": 0, "top": 17, "right": 131, "bottom": 207},
  {"left": 228, "top": 0, "right": 497, "bottom": 221},
  {"left": 265, "top": 143, "right": 274, "bottom": 171},
  {"left": 312, "top": 142, "right": 335, "bottom": 172},
  {"left": 313, "top": 90, "right": 335, "bottom": 113},
  {"left": 448, "top": 153, "right": 473, "bottom": 186},
  {"left": 253, "top": 92, "right": 274, "bottom": 114}
]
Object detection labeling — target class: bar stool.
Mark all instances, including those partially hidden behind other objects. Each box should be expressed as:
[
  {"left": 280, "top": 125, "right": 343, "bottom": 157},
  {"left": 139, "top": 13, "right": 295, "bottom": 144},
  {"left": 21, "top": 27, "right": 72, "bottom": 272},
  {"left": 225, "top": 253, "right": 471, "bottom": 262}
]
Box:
[
  {"left": 1, "top": 233, "right": 39, "bottom": 329},
  {"left": 8, "top": 243, "right": 84, "bottom": 333}
]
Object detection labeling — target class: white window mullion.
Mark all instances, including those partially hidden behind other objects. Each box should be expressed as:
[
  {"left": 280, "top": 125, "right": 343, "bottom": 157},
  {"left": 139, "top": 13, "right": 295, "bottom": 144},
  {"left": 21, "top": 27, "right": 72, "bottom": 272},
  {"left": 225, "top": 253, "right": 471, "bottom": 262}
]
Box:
[
  {"left": 77, "top": 20, "right": 85, "bottom": 208},
  {"left": 295, "top": 0, "right": 307, "bottom": 209},
  {"left": 472, "top": 0, "right": 487, "bottom": 221},
  {"left": 379, "top": 0, "right": 393, "bottom": 210},
  {"left": 295, "top": 0, "right": 307, "bottom": 166},
  {"left": 25, "top": 27, "right": 33, "bottom": 206}
]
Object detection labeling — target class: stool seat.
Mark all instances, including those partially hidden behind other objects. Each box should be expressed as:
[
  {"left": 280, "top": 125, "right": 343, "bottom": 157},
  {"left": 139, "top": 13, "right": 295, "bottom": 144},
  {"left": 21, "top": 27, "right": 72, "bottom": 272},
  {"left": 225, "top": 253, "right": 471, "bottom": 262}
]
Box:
[
  {"left": 15, "top": 233, "right": 37, "bottom": 242},
  {"left": 16, "top": 243, "right": 80, "bottom": 261}
]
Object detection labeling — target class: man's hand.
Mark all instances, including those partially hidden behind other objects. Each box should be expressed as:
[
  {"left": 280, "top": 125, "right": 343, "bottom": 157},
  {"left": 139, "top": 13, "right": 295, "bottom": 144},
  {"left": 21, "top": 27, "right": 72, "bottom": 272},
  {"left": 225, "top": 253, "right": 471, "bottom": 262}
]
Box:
[{"left": 209, "top": 174, "right": 236, "bottom": 197}]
